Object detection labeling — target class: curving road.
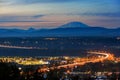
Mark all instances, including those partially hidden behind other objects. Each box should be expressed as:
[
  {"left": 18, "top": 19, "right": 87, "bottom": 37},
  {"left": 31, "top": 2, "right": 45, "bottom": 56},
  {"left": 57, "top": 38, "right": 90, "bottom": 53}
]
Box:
[
  {"left": 88, "top": 52, "right": 109, "bottom": 59},
  {"left": 39, "top": 52, "right": 113, "bottom": 72}
]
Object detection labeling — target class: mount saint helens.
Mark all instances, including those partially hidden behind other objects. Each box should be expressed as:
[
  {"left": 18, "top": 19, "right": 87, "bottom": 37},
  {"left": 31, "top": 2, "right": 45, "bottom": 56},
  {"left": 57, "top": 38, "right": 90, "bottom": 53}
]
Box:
[{"left": 0, "top": 22, "right": 120, "bottom": 37}]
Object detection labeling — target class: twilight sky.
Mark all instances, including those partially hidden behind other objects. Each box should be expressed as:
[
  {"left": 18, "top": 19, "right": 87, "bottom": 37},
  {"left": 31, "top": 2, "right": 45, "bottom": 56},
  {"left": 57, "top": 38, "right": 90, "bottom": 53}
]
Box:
[{"left": 0, "top": 0, "right": 120, "bottom": 29}]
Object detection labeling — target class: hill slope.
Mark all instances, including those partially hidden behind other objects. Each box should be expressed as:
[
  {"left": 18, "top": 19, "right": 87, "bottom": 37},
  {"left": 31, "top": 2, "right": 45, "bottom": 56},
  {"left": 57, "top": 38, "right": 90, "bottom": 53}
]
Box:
[{"left": 0, "top": 22, "right": 120, "bottom": 37}]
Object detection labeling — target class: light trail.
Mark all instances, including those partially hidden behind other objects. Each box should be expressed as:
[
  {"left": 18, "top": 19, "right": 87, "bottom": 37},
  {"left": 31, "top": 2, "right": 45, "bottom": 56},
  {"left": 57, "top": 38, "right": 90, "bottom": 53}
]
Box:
[
  {"left": 55, "top": 52, "right": 111, "bottom": 68},
  {"left": 88, "top": 52, "right": 109, "bottom": 59},
  {"left": 0, "top": 44, "right": 113, "bottom": 72},
  {"left": 39, "top": 51, "right": 113, "bottom": 72},
  {"left": 0, "top": 44, "right": 47, "bottom": 50}
]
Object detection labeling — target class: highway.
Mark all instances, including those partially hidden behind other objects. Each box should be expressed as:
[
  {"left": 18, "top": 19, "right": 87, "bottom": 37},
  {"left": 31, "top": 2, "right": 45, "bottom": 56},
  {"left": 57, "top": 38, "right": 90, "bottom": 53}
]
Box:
[
  {"left": 39, "top": 51, "right": 113, "bottom": 72},
  {"left": 56, "top": 52, "right": 110, "bottom": 68},
  {"left": 0, "top": 44, "right": 47, "bottom": 50}
]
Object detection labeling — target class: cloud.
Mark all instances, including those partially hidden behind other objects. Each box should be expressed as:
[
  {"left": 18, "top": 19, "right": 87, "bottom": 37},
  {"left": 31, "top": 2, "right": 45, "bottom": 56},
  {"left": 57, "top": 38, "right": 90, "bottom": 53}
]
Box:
[
  {"left": 0, "top": 21, "right": 61, "bottom": 29},
  {"left": 0, "top": 14, "right": 45, "bottom": 22},
  {"left": 72, "top": 12, "right": 120, "bottom": 17},
  {"left": 86, "top": 13, "right": 120, "bottom": 17},
  {"left": 0, "top": 21, "right": 43, "bottom": 22},
  {"left": 98, "top": 13, "right": 120, "bottom": 17},
  {"left": 1, "top": 0, "right": 120, "bottom": 6},
  {"left": 0, "top": 1, "right": 4, "bottom": 2},
  {"left": 32, "top": 15, "right": 44, "bottom": 18},
  {"left": 0, "top": 0, "right": 76, "bottom": 5},
  {"left": 3, "top": 0, "right": 120, "bottom": 4},
  {"left": 17, "top": 0, "right": 76, "bottom": 4}
]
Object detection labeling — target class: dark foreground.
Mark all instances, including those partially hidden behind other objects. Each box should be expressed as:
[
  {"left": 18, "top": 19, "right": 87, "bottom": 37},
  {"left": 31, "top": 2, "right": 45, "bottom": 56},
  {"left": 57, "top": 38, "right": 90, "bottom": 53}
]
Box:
[{"left": 0, "top": 61, "right": 120, "bottom": 80}]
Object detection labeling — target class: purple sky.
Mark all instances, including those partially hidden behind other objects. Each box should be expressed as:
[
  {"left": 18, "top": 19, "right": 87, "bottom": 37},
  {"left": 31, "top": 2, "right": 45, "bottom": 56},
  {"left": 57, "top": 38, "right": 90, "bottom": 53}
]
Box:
[{"left": 0, "top": 0, "right": 120, "bottom": 29}]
